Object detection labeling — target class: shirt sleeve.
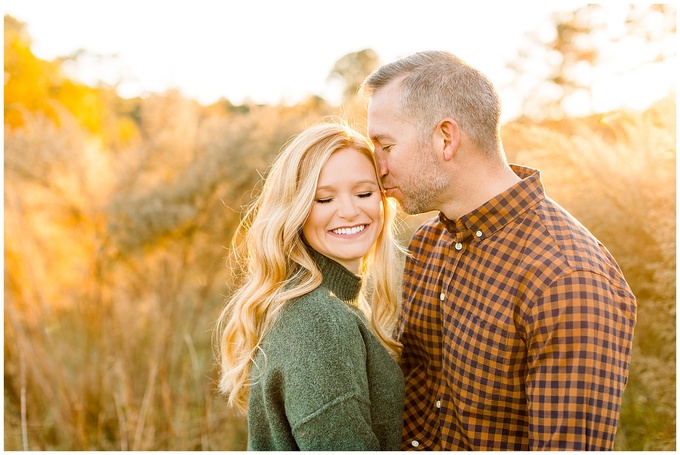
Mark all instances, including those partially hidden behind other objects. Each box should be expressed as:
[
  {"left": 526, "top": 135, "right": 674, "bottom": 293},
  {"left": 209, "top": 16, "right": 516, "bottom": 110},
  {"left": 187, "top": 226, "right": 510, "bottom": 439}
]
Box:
[
  {"left": 524, "top": 269, "right": 636, "bottom": 450},
  {"left": 269, "top": 300, "right": 381, "bottom": 451}
]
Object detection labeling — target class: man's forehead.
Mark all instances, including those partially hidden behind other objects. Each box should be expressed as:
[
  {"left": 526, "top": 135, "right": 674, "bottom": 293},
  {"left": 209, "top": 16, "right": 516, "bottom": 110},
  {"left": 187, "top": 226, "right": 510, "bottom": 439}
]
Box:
[
  {"left": 368, "top": 111, "right": 405, "bottom": 143},
  {"left": 367, "top": 96, "right": 396, "bottom": 134},
  {"left": 366, "top": 117, "right": 387, "bottom": 140}
]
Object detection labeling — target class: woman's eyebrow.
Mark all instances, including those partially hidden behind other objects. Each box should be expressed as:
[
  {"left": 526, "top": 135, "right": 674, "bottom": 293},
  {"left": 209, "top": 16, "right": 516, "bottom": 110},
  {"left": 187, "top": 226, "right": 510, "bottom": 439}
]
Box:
[{"left": 316, "top": 180, "right": 379, "bottom": 191}]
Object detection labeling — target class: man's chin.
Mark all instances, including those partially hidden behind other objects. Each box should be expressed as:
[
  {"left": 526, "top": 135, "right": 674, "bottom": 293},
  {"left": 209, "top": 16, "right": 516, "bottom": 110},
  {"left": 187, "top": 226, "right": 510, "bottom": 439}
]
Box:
[{"left": 393, "top": 198, "right": 419, "bottom": 216}]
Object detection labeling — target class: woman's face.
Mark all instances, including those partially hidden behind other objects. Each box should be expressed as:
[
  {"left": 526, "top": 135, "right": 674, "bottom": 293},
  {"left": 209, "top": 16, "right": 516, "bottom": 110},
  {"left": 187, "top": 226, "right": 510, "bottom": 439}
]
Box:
[{"left": 302, "top": 147, "right": 384, "bottom": 274}]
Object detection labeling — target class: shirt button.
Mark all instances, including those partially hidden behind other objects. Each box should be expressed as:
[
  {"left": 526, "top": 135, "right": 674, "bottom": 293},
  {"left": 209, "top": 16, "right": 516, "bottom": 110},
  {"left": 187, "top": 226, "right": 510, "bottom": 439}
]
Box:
[
  {"left": 454, "top": 242, "right": 463, "bottom": 250},
  {"left": 476, "top": 230, "right": 483, "bottom": 237},
  {"left": 436, "top": 400, "right": 441, "bottom": 408},
  {"left": 411, "top": 440, "right": 420, "bottom": 447},
  {"left": 439, "top": 293, "right": 445, "bottom": 301}
]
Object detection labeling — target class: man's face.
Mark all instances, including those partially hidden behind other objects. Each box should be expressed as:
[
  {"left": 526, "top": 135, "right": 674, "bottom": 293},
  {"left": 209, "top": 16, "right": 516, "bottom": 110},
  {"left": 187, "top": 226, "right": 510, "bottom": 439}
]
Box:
[{"left": 367, "top": 83, "right": 449, "bottom": 215}]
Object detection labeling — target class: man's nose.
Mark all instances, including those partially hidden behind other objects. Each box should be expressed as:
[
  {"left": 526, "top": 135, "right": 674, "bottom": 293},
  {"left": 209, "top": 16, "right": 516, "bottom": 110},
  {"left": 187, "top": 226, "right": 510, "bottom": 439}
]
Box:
[{"left": 375, "top": 153, "right": 389, "bottom": 179}]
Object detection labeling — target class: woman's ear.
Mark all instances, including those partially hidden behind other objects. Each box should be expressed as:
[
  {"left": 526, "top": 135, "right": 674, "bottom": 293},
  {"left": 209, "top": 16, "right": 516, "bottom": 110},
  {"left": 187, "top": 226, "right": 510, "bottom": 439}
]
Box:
[{"left": 434, "top": 118, "right": 460, "bottom": 161}]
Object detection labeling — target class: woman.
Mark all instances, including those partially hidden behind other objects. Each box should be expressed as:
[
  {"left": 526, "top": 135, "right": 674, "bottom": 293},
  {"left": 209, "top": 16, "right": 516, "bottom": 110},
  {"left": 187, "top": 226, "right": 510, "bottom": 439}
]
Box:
[{"left": 215, "top": 121, "right": 404, "bottom": 450}]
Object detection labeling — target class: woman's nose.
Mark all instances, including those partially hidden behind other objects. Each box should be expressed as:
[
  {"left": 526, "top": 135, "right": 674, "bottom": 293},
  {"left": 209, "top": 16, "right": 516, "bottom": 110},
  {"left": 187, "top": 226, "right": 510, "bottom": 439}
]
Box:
[{"left": 338, "top": 196, "right": 360, "bottom": 218}]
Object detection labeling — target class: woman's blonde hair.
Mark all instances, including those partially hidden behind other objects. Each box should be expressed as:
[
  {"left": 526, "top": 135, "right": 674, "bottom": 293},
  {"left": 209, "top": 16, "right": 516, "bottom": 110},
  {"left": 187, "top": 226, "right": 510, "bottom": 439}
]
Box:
[{"left": 215, "top": 120, "right": 402, "bottom": 413}]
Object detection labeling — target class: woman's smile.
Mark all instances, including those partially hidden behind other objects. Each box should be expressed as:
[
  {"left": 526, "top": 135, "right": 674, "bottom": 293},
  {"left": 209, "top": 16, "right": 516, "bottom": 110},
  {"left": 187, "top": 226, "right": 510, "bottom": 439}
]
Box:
[{"left": 330, "top": 224, "right": 368, "bottom": 237}]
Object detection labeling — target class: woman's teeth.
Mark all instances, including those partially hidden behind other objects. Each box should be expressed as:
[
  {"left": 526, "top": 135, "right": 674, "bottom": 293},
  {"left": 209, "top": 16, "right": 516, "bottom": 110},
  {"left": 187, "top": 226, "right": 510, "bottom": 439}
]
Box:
[{"left": 332, "top": 225, "right": 366, "bottom": 235}]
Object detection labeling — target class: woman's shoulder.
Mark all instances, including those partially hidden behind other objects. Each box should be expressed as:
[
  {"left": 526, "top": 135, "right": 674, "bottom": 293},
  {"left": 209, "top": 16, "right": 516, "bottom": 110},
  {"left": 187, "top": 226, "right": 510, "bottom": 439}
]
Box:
[
  {"left": 263, "top": 287, "right": 363, "bottom": 353},
  {"left": 288, "top": 287, "right": 358, "bottom": 328},
  {"left": 288, "top": 284, "right": 356, "bottom": 317}
]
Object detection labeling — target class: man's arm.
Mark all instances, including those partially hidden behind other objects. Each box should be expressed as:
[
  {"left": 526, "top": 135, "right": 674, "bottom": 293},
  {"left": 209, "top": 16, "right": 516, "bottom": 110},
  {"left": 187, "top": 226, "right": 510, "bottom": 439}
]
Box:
[{"left": 524, "top": 270, "right": 636, "bottom": 450}]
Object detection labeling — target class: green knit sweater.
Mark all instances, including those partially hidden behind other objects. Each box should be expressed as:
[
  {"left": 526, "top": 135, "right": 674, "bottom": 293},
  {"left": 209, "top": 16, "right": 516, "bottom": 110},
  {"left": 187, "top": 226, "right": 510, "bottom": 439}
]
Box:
[{"left": 246, "top": 250, "right": 404, "bottom": 451}]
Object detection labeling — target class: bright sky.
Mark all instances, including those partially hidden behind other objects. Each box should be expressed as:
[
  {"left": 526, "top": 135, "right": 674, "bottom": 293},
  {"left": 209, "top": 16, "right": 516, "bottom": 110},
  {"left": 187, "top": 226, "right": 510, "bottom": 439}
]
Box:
[{"left": 3, "top": 0, "right": 676, "bottom": 121}]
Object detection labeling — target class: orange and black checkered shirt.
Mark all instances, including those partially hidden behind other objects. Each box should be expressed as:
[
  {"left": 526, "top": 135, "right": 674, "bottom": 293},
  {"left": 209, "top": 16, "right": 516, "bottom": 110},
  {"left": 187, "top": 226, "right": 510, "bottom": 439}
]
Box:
[{"left": 398, "top": 165, "right": 636, "bottom": 450}]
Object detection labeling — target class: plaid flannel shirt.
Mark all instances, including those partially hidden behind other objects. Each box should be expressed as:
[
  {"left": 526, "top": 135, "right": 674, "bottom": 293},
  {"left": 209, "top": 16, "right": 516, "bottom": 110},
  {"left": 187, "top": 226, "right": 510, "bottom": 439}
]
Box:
[{"left": 399, "top": 165, "right": 636, "bottom": 450}]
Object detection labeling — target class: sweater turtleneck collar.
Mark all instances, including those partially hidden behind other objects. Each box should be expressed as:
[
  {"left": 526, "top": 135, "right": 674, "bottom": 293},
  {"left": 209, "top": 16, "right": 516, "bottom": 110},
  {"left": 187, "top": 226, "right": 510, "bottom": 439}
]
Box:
[{"left": 306, "top": 247, "right": 362, "bottom": 307}]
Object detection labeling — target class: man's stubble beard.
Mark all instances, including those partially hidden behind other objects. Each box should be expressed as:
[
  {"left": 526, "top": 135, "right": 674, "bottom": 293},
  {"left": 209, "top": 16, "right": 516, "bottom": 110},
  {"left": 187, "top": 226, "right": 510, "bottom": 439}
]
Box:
[{"left": 396, "top": 142, "right": 450, "bottom": 215}]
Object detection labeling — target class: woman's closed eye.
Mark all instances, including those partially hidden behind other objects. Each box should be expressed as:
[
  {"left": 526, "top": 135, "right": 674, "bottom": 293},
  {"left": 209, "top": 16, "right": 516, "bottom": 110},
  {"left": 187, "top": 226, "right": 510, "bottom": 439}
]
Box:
[{"left": 357, "top": 191, "right": 375, "bottom": 199}]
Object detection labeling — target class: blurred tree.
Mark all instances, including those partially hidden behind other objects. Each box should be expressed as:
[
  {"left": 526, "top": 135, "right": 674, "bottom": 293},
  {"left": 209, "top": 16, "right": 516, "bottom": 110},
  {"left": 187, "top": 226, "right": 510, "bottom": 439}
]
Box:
[
  {"left": 4, "top": 15, "right": 138, "bottom": 145},
  {"left": 507, "top": 4, "right": 676, "bottom": 120},
  {"left": 4, "top": 15, "right": 61, "bottom": 128},
  {"left": 327, "top": 48, "right": 380, "bottom": 104},
  {"left": 204, "top": 98, "right": 253, "bottom": 116}
]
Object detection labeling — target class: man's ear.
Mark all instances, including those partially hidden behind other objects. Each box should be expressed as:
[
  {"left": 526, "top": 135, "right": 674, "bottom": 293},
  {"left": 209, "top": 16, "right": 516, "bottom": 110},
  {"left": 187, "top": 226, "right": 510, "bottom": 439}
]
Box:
[{"left": 434, "top": 118, "right": 460, "bottom": 161}]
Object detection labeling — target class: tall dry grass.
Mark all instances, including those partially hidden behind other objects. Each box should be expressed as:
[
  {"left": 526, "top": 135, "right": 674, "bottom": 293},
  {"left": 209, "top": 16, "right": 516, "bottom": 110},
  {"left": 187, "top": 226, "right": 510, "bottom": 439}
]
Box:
[
  {"left": 4, "top": 92, "right": 675, "bottom": 450},
  {"left": 4, "top": 97, "right": 334, "bottom": 449},
  {"left": 3, "top": 114, "right": 246, "bottom": 449}
]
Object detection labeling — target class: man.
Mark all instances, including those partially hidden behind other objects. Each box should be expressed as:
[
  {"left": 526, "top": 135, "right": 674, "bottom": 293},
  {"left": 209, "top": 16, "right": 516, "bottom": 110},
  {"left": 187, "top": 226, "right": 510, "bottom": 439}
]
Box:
[{"left": 361, "top": 50, "right": 636, "bottom": 450}]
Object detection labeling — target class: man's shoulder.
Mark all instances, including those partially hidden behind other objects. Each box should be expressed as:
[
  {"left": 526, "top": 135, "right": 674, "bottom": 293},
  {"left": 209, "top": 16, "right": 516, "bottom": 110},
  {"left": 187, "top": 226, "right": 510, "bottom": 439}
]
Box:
[{"left": 529, "top": 196, "right": 623, "bottom": 277}]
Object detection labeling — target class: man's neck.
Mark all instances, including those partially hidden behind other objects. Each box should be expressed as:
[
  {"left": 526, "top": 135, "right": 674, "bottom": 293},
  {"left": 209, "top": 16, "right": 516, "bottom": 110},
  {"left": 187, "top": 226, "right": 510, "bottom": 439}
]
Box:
[{"left": 438, "top": 161, "right": 521, "bottom": 221}]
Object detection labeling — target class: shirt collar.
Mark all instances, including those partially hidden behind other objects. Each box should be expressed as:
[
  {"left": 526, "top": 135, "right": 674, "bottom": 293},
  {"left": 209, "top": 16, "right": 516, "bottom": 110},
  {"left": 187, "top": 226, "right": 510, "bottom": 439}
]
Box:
[{"left": 439, "top": 165, "right": 545, "bottom": 241}]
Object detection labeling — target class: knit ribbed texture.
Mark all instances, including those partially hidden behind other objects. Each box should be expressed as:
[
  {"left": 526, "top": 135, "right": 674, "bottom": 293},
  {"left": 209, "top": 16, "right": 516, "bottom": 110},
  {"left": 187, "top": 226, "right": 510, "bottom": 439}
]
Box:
[{"left": 246, "top": 249, "right": 404, "bottom": 451}]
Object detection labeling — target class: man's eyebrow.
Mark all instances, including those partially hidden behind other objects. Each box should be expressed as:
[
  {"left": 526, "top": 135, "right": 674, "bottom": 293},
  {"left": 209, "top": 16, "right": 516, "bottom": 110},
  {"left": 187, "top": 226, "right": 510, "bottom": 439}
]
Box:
[{"left": 370, "top": 133, "right": 392, "bottom": 143}]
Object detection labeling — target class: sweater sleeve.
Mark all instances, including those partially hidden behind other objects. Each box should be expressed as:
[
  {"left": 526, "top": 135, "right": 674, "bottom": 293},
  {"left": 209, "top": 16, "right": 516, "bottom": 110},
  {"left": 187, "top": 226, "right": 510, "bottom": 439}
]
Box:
[{"left": 264, "top": 294, "right": 380, "bottom": 450}]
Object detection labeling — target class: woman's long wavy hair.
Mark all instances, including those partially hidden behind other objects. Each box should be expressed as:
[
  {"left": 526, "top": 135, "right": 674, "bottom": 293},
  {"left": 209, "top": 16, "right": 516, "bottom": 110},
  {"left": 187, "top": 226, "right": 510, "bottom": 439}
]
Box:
[{"left": 214, "top": 121, "right": 403, "bottom": 413}]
